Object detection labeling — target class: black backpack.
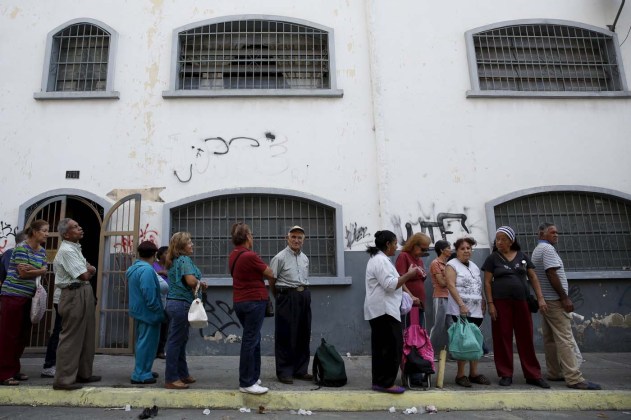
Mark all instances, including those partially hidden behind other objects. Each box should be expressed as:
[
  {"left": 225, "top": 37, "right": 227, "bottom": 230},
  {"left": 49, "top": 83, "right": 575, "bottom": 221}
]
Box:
[{"left": 312, "top": 338, "right": 347, "bottom": 387}]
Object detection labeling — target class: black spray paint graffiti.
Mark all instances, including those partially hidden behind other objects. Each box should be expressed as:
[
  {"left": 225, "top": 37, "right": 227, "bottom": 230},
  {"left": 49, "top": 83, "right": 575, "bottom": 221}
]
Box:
[
  {"left": 195, "top": 294, "right": 242, "bottom": 337},
  {"left": 345, "top": 222, "right": 370, "bottom": 249},
  {"left": 392, "top": 210, "right": 471, "bottom": 245},
  {"left": 0, "top": 221, "right": 19, "bottom": 253},
  {"left": 174, "top": 133, "right": 281, "bottom": 183}
]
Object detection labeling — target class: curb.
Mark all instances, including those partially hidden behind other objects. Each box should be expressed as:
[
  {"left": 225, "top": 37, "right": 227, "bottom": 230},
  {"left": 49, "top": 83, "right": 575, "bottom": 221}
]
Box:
[{"left": 1, "top": 387, "right": 630, "bottom": 411}]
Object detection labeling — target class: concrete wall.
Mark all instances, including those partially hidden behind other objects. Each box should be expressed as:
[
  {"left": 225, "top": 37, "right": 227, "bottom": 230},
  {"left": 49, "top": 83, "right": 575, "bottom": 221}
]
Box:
[{"left": 0, "top": 0, "right": 630, "bottom": 354}]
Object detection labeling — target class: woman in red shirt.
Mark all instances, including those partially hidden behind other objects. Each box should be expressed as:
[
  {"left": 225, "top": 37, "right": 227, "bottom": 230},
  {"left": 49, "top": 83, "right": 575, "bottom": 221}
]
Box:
[{"left": 395, "top": 233, "right": 431, "bottom": 326}]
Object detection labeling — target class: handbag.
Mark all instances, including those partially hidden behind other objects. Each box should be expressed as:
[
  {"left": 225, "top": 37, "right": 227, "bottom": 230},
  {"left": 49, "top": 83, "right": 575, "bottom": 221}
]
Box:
[
  {"left": 447, "top": 316, "right": 483, "bottom": 361},
  {"left": 400, "top": 291, "right": 413, "bottom": 315},
  {"left": 188, "top": 283, "right": 208, "bottom": 328},
  {"left": 519, "top": 264, "right": 539, "bottom": 313},
  {"left": 30, "top": 276, "right": 48, "bottom": 324}
]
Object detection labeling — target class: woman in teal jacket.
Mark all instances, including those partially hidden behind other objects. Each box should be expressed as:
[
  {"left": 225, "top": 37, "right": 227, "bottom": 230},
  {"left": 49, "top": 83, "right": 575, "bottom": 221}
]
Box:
[{"left": 127, "top": 241, "right": 164, "bottom": 385}]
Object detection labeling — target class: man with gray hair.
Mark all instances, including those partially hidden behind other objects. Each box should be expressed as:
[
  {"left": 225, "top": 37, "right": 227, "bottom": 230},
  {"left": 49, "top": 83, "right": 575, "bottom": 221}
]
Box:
[
  {"left": 531, "top": 223, "right": 601, "bottom": 390},
  {"left": 52, "top": 218, "right": 100, "bottom": 390}
]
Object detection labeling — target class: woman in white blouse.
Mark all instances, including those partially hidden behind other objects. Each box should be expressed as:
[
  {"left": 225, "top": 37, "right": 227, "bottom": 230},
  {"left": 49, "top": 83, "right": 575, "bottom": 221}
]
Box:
[{"left": 364, "top": 230, "right": 419, "bottom": 394}]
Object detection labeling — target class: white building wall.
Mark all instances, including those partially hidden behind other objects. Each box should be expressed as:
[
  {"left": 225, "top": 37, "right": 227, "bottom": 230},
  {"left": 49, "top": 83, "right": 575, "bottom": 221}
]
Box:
[{"left": 0, "top": 0, "right": 629, "bottom": 249}]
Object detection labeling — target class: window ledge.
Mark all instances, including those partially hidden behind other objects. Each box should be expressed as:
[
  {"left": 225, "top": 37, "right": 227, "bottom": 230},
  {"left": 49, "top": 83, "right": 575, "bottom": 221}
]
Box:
[
  {"left": 466, "top": 90, "right": 631, "bottom": 99},
  {"left": 162, "top": 89, "right": 344, "bottom": 99},
  {"left": 34, "top": 91, "right": 120, "bottom": 100},
  {"left": 567, "top": 270, "right": 631, "bottom": 280},
  {"left": 201, "top": 276, "right": 352, "bottom": 287}
]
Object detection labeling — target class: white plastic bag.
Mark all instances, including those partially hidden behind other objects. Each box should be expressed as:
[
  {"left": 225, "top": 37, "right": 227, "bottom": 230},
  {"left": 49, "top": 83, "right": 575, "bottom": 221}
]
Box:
[
  {"left": 188, "top": 283, "right": 208, "bottom": 328},
  {"left": 400, "top": 291, "right": 413, "bottom": 315},
  {"left": 30, "top": 276, "right": 47, "bottom": 323}
]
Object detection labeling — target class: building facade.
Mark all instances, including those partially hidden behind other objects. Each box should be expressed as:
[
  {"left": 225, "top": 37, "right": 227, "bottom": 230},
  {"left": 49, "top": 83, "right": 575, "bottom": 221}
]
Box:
[{"left": 1, "top": 0, "right": 630, "bottom": 355}]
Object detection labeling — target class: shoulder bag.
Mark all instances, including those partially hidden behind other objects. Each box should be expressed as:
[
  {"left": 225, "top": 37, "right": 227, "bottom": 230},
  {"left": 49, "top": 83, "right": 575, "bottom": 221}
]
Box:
[{"left": 447, "top": 316, "right": 483, "bottom": 361}]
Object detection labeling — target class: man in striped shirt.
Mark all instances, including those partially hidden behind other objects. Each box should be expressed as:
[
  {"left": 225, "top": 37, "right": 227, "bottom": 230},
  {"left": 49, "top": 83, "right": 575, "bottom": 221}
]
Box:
[{"left": 52, "top": 218, "right": 100, "bottom": 391}]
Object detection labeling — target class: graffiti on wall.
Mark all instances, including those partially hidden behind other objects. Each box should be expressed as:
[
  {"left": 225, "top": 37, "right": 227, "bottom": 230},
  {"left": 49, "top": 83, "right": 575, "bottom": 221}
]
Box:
[
  {"left": 345, "top": 222, "right": 370, "bottom": 249},
  {"left": 391, "top": 204, "right": 484, "bottom": 246},
  {"left": 0, "top": 221, "right": 19, "bottom": 254},
  {"left": 112, "top": 223, "right": 159, "bottom": 254},
  {"left": 196, "top": 295, "right": 242, "bottom": 342},
  {"left": 173, "top": 132, "right": 288, "bottom": 183}
]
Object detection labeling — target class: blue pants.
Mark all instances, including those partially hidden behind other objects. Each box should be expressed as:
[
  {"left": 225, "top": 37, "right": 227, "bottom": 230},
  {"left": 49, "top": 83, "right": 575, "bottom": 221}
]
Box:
[
  {"left": 165, "top": 300, "right": 191, "bottom": 382},
  {"left": 234, "top": 300, "right": 267, "bottom": 387},
  {"left": 132, "top": 320, "right": 160, "bottom": 382}
]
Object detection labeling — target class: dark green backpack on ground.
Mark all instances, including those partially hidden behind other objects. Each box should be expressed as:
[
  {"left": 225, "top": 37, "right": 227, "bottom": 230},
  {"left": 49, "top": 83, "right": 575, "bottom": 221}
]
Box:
[{"left": 312, "top": 338, "right": 347, "bottom": 387}]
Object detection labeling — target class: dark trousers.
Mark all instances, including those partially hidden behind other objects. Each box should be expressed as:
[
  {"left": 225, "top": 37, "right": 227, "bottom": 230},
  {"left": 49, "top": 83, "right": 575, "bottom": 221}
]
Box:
[
  {"left": 369, "top": 314, "right": 403, "bottom": 388},
  {"left": 44, "top": 304, "right": 62, "bottom": 369},
  {"left": 274, "top": 288, "right": 311, "bottom": 379},
  {"left": 491, "top": 299, "right": 542, "bottom": 379},
  {"left": 234, "top": 300, "right": 266, "bottom": 387},
  {"left": 165, "top": 299, "right": 191, "bottom": 382},
  {"left": 0, "top": 295, "right": 31, "bottom": 381},
  {"left": 156, "top": 311, "right": 168, "bottom": 356}
]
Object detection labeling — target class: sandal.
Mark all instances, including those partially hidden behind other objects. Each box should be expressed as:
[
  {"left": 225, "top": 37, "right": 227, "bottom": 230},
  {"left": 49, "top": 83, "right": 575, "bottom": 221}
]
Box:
[
  {"left": 13, "top": 373, "right": 28, "bottom": 381},
  {"left": 181, "top": 376, "right": 196, "bottom": 384},
  {"left": 469, "top": 374, "right": 491, "bottom": 385},
  {"left": 2, "top": 378, "right": 19, "bottom": 386},
  {"left": 455, "top": 375, "right": 472, "bottom": 387}
]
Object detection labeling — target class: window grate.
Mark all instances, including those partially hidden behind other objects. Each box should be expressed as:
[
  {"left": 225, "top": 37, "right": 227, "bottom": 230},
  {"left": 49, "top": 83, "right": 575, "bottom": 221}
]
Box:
[
  {"left": 177, "top": 19, "right": 330, "bottom": 90},
  {"left": 494, "top": 192, "right": 631, "bottom": 272},
  {"left": 170, "top": 194, "right": 337, "bottom": 277},
  {"left": 472, "top": 24, "right": 622, "bottom": 92},
  {"left": 49, "top": 23, "right": 110, "bottom": 92}
]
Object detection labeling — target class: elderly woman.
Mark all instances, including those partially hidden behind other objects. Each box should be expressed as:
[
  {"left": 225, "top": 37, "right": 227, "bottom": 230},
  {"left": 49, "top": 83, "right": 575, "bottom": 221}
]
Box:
[
  {"left": 127, "top": 241, "right": 165, "bottom": 385},
  {"left": 364, "top": 230, "right": 419, "bottom": 394},
  {"left": 229, "top": 222, "right": 275, "bottom": 395},
  {"left": 164, "top": 232, "right": 207, "bottom": 390},
  {"left": 482, "top": 226, "right": 549, "bottom": 388},
  {"left": 0, "top": 219, "right": 49, "bottom": 386},
  {"left": 395, "top": 233, "right": 431, "bottom": 327},
  {"left": 429, "top": 240, "right": 453, "bottom": 353},
  {"left": 445, "top": 237, "right": 490, "bottom": 387}
]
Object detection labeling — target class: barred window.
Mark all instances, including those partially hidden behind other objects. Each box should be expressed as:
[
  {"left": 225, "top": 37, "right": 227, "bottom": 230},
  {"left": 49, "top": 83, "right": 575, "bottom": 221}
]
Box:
[
  {"left": 490, "top": 190, "right": 631, "bottom": 274},
  {"left": 466, "top": 20, "right": 631, "bottom": 98},
  {"left": 35, "top": 19, "right": 119, "bottom": 100},
  {"left": 164, "top": 16, "right": 343, "bottom": 98},
  {"left": 169, "top": 193, "right": 338, "bottom": 277}
]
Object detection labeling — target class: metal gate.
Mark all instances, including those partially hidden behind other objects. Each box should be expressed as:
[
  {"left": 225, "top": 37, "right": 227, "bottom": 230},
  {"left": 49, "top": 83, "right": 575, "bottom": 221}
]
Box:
[{"left": 95, "top": 194, "right": 141, "bottom": 354}]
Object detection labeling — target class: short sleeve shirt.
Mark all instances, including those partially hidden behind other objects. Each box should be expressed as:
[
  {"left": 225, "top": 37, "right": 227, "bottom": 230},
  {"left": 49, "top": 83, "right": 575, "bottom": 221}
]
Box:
[
  {"left": 54, "top": 240, "right": 88, "bottom": 288},
  {"left": 167, "top": 255, "right": 202, "bottom": 303},
  {"left": 481, "top": 251, "right": 534, "bottom": 300},
  {"left": 531, "top": 241, "right": 568, "bottom": 301},
  {"left": 1, "top": 242, "right": 47, "bottom": 297},
  {"left": 429, "top": 258, "right": 449, "bottom": 298},
  {"left": 395, "top": 251, "right": 426, "bottom": 305},
  {"left": 229, "top": 246, "right": 269, "bottom": 302}
]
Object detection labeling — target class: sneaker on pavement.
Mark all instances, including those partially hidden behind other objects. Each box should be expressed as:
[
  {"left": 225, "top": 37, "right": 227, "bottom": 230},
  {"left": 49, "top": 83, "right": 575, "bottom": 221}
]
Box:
[
  {"left": 41, "top": 367, "right": 56, "bottom": 378},
  {"left": 256, "top": 379, "right": 262, "bottom": 385},
  {"left": 239, "top": 383, "right": 269, "bottom": 395}
]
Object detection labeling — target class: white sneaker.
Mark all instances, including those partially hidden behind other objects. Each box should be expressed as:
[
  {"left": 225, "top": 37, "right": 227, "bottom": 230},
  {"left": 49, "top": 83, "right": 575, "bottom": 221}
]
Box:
[
  {"left": 41, "top": 366, "right": 56, "bottom": 378},
  {"left": 239, "top": 383, "right": 269, "bottom": 394},
  {"left": 256, "top": 379, "right": 262, "bottom": 385}
]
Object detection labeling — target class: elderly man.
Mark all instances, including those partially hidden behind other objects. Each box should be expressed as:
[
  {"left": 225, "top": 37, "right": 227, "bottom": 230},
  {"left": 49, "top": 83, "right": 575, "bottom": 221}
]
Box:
[
  {"left": 52, "top": 218, "right": 100, "bottom": 391},
  {"left": 269, "top": 226, "right": 311, "bottom": 384},
  {"left": 531, "top": 223, "right": 601, "bottom": 390}
]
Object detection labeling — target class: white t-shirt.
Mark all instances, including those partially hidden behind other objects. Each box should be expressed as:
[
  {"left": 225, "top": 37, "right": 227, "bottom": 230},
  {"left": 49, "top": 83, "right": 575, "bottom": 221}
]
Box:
[{"left": 364, "top": 251, "right": 402, "bottom": 322}]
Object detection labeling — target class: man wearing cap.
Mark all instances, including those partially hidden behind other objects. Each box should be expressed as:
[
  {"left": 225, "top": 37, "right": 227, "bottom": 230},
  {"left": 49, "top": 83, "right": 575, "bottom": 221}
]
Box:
[
  {"left": 52, "top": 218, "right": 100, "bottom": 391},
  {"left": 269, "top": 226, "right": 311, "bottom": 384},
  {"left": 531, "top": 223, "right": 601, "bottom": 390}
]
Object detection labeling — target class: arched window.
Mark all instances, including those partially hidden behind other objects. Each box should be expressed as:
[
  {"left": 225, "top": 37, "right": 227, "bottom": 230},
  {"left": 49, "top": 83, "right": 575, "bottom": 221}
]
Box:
[
  {"left": 163, "top": 16, "right": 343, "bottom": 98},
  {"left": 35, "top": 19, "right": 119, "bottom": 100},
  {"left": 465, "top": 20, "right": 631, "bottom": 98},
  {"left": 165, "top": 190, "right": 347, "bottom": 283},
  {"left": 486, "top": 187, "right": 631, "bottom": 277}
]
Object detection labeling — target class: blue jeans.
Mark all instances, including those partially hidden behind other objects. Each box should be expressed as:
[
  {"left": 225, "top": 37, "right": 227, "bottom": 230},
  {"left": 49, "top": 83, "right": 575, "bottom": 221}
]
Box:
[
  {"left": 234, "top": 300, "right": 267, "bottom": 387},
  {"left": 165, "top": 300, "right": 191, "bottom": 383}
]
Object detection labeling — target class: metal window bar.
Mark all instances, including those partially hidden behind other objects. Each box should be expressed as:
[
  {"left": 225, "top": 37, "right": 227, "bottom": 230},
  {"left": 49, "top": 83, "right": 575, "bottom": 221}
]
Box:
[
  {"left": 51, "top": 23, "right": 109, "bottom": 92},
  {"left": 177, "top": 19, "right": 329, "bottom": 90},
  {"left": 494, "top": 192, "right": 631, "bottom": 271},
  {"left": 474, "top": 24, "right": 619, "bottom": 92},
  {"left": 170, "top": 194, "right": 336, "bottom": 276}
]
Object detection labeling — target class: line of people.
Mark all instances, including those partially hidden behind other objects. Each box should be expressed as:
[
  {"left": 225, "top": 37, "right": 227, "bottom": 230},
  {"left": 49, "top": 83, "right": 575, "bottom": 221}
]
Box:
[{"left": 363, "top": 225, "right": 601, "bottom": 393}]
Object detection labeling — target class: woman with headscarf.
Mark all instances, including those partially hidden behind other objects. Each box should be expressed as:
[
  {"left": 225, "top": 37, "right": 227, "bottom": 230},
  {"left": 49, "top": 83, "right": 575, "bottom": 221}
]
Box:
[
  {"left": 0, "top": 219, "right": 49, "bottom": 386},
  {"left": 364, "top": 230, "right": 419, "bottom": 394},
  {"left": 482, "top": 226, "right": 549, "bottom": 388},
  {"left": 229, "top": 222, "right": 275, "bottom": 395},
  {"left": 164, "top": 232, "right": 207, "bottom": 390},
  {"left": 445, "top": 237, "right": 489, "bottom": 388}
]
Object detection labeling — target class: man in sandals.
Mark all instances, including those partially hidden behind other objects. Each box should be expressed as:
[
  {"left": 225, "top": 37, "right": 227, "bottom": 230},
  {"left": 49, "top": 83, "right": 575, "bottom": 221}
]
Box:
[{"left": 531, "top": 223, "right": 601, "bottom": 390}]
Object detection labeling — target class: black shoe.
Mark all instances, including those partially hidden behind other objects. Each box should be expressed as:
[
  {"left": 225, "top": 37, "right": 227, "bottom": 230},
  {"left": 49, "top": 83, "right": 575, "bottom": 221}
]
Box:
[
  {"left": 151, "top": 372, "right": 159, "bottom": 378},
  {"left": 526, "top": 378, "right": 551, "bottom": 389},
  {"left": 53, "top": 382, "right": 83, "bottom": 391},
  {"left": 499, "top": 376, "right": 512, "bottom": 386},
  {"left": 278, "top": 376, "right": 294, "bottom": 384},
  {"left": 131, "top": 378, "right": 157, "bottom": 385},
  {"left": 77, "top": 375, "right": 101, "bottom": 383},
  {"left": 294, "top": 373, "right": 314, "bottom": 381},
  {"left": 138, "top": 405, "right": 159, "bottom": 419}
]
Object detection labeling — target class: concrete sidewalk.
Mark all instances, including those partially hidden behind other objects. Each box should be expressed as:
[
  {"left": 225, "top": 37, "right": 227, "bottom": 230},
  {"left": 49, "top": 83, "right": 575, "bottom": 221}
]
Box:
[{"left": 1, "top": 353, "right": 629, "bottom": 412}]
